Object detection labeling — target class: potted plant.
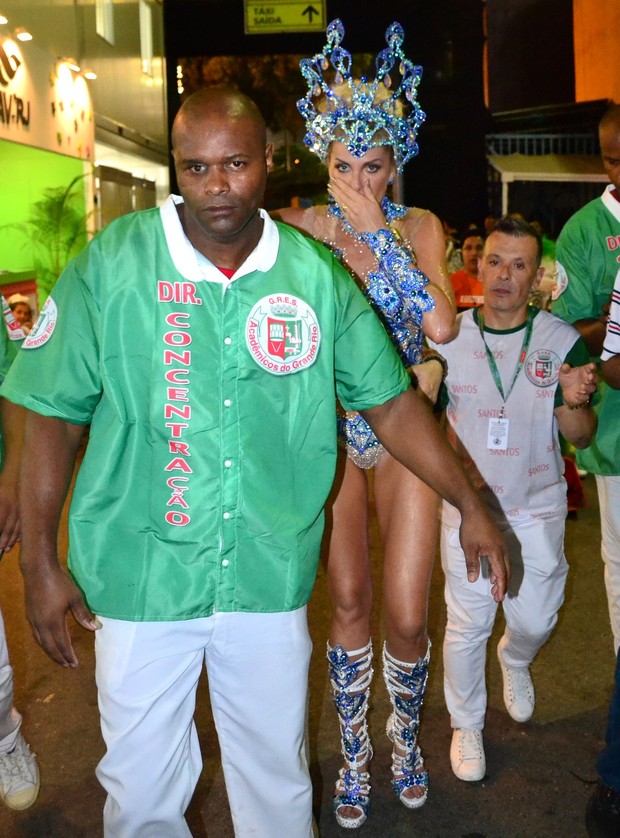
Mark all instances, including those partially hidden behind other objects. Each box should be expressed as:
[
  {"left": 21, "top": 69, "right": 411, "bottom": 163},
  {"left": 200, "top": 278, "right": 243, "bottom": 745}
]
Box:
[{"left": 1, "top": 174, "right": 90, "bottom": 307}]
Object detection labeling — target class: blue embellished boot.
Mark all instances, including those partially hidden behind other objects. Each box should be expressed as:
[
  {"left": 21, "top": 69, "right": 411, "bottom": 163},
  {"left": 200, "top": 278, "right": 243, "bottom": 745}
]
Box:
[
  {"left": 327, "top": 641, "right": 374, "bottom": 829},
  {"left": 383, "top": 641, "right": 430, "bottom": 809}
]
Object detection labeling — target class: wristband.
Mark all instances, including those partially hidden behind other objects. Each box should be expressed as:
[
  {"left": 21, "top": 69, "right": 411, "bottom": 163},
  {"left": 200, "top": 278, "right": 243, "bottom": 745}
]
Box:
[
  {"left": 421, "top": 351, "right": 448, "bottom": 383},
  {"left": 564, "top": 399, "right": 591, "bottom": 410}
]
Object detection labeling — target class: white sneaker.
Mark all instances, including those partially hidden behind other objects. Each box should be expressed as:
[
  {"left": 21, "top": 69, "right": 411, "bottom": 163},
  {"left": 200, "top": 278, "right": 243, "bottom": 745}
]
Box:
[
  {"left": 450, "top": 728, "right": 486, "bottom": 782},
  {"left": 497, "top": 647, "right": 535, "bottom": 722},
  {"left": 0, "top": 733, "right": 40, "bottom": 810}
]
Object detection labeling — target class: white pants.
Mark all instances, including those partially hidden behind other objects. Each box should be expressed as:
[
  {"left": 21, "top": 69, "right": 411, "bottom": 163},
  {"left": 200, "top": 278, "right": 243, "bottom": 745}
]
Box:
[
  {"left": 441, "top": 517, "right": 568, "bottom": 731},
  {"left": 0, "top": 608, "right": 21, "bottom": 753},
  {"left": 95, "top": 608, "right": 314, "bottom": 838},
  {"left": 596, "top": 475, "right": 620, "bottom": 654}
]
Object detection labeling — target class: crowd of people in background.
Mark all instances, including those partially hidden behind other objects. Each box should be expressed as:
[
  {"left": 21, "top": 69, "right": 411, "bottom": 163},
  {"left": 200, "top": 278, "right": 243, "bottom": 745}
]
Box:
[{"left": 444, "top": 215, "right": 556, "bottom": 311}]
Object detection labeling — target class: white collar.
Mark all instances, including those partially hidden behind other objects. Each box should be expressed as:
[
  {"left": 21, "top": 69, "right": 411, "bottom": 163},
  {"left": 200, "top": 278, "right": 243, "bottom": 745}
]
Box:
[
  {"left": 159, "top": 195, "right": 279, "bottom": 283},
  {"left": 601, "top": 183, "right": 620, "bottom": 224}
]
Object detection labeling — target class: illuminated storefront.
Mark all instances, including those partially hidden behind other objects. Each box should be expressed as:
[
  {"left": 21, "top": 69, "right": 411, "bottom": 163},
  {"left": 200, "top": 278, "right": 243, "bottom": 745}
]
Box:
[{"left": 0, "top": 33, "right": 94, "bottom": 308}]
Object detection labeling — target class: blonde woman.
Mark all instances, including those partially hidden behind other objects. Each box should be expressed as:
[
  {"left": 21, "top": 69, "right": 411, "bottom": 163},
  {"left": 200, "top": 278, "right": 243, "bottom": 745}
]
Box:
[{"left": 274, "top": 19, "right": 456, "bottom": 829}]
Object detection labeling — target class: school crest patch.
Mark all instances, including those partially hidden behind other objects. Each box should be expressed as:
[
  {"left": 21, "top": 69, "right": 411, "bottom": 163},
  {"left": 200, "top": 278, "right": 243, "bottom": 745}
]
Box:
[
  {"left": 551, "top": 261, "right": 568, "bottom": 300},
  {"left": 525, "top": 348, "right": 561, "bottom": 387},
  {"left": 246, "top": 294, "right": 321, "bottom": 375},
  {"left": 23, "top": 297, "right": 58, "bottom": 349}
]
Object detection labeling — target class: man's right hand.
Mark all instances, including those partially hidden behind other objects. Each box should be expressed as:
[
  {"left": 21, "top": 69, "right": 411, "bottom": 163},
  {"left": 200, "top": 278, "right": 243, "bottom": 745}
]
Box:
[
  {"left": 16, "top": 411, "right": 92, "bottom": 666},
  {"left": 23, "top": 562, "right": 100, "bottom": 667},
  {"left": 361, "top": 386, "right": 510, "bottom": 599}
]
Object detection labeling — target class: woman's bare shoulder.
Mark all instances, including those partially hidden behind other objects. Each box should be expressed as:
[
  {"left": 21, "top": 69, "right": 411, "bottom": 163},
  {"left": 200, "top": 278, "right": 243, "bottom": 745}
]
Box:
[
  {"left": 271, "top": 206, "right": 313, "bottom": 233},
  {"left": 400, "top": 206, "right": 441, "bottom": 237}
]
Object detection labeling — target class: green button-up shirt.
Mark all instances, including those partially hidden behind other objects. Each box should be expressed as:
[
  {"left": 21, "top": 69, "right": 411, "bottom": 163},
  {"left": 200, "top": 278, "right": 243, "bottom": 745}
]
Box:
[
  {"left": 2, "top": 198, "right": 409, "bottom": 620},
  {"left": 554, "top": 185, "right": 620, "bottom": 475}
]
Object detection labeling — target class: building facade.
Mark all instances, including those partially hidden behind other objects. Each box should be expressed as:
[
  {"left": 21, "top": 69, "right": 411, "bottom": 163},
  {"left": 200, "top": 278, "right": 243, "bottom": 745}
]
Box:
[{"left": 0, "top": 0, "right": 169, "bottom": 307}]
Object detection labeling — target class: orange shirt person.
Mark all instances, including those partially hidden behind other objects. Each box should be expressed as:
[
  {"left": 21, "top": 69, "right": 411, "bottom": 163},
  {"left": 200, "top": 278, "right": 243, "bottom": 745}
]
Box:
[{"left": 450, "top": 231, "right": 484, "bottom": 311}]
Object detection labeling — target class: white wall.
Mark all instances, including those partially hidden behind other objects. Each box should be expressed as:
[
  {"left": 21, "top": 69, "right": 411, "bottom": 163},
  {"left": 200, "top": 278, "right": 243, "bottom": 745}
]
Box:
[{"left": 0, "top": 0, "right": 168, "bottom": 165}]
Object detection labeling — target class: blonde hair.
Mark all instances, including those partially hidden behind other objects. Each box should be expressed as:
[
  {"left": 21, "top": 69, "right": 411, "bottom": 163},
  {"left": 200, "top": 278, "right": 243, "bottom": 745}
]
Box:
[{"left": 318, "top": 80, "right": 405, "bottom": 116}]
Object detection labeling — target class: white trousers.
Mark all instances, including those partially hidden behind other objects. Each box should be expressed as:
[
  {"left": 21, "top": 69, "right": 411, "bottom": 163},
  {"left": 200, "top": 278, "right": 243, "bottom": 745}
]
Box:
[
  {"left": 0, "top": 607, "right": 21, "bottom": 753},
  {"left": 95, "top": 608, "right": 314, "bottom": 838},
  {"left": 441, "top": 517, "right": 568, "bottom": 731},
  {"left": 596, "top": 475, "right": 620, "bottom": 654}
]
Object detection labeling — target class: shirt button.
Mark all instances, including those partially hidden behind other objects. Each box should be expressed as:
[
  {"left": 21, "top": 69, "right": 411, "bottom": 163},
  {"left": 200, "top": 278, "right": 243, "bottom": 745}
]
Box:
[
  {"left": 224, "top": 337, "right": 232, "bottom": 345},
  {"left": 222, "top": 559, "right": 229, "bottom": 567},
  {"left": 223, "top": 511, "right": 231, "bottom": 520},
  {"left": 224, "top": 459, "right": 232, "bottom": 468},
  {"left": 224, "top": 399, "right": 231, "bottom": 407}
]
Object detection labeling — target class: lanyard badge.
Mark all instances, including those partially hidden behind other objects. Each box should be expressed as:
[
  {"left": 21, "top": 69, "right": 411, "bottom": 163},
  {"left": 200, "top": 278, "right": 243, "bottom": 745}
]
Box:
[{"left": 478, "top": 309, "right": 534, "bottom": 452}]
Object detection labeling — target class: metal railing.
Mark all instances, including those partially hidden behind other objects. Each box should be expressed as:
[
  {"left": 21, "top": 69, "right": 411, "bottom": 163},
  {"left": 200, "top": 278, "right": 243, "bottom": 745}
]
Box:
[{"left": 486, "top": 133, "right": 598, "bottom": 156}]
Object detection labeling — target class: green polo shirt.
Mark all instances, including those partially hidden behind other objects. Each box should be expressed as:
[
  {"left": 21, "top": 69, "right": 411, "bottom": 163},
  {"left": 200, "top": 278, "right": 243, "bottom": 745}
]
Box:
[
  {"left": 553, "top": 185, "right": 620, "bottom": 475},
  {"left": 2, "top": 199, "right": 409, "bottom": 620}
]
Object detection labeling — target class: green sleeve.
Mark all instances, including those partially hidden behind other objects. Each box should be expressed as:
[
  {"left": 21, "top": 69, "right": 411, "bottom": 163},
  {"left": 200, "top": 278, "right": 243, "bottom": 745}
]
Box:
[
  {"left": 1, "top": 252, "right": 102, "bottom": 424},
  {"left": 553, "top": 210, "right": 612, "bottom": 329},
  {"left": 332, "top": 262, "right": 410, "bottom": 411},
  {"left": 554, "top": 335, "right": 593, "bottom": 408},
  {"left": 553, "top": 224, "right": 595, "bottom": 323}
]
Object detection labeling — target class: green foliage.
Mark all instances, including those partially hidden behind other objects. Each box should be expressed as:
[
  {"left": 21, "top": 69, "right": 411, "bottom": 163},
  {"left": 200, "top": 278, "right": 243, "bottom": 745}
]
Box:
[{"left": 0, "top": 175, "right": 89, "bottom": 306}]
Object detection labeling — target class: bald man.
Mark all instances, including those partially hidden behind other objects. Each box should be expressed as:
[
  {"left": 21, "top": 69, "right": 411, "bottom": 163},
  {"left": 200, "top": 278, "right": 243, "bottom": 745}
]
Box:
[
  {"left": 553, "top": 104, "right": 620, "bottom": 656},
  {"left": 2, "top": 88, "right": 507, "bottom": 836}
]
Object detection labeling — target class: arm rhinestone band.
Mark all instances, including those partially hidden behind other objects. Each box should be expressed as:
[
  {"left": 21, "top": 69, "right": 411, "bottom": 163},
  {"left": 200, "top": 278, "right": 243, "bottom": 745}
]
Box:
[{"left": 361, "top": 229, "right": 435, "bottom": 321}]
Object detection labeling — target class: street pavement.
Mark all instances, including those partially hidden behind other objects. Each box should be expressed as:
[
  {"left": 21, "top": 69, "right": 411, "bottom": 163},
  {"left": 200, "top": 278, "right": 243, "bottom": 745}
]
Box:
[{"left": 0, "top": 476, "right": 614, "bottom": 837}]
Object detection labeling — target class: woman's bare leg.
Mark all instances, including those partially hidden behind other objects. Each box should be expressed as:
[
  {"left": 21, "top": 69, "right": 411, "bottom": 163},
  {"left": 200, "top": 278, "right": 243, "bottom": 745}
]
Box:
[
  {"left": 326, "top": 452, "right": 375, "bottom": 827},
  {"left": 375, "top": 453, "right": 438, "bottom": 660},
  {"left": 327, "top": 453, "right": 373, "bottom": 649},
  {"left": 374, "top": 452, "right": 440, "bottom": 807}
]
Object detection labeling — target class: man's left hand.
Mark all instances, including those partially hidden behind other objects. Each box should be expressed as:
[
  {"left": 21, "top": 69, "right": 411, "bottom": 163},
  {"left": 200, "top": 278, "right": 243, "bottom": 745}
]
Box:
[
  {"left": 559, "top": 362, "right": 598, "bottom": 407},
  {"left": 458, "top": 504, "right": 510, "bottom": 602}
]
